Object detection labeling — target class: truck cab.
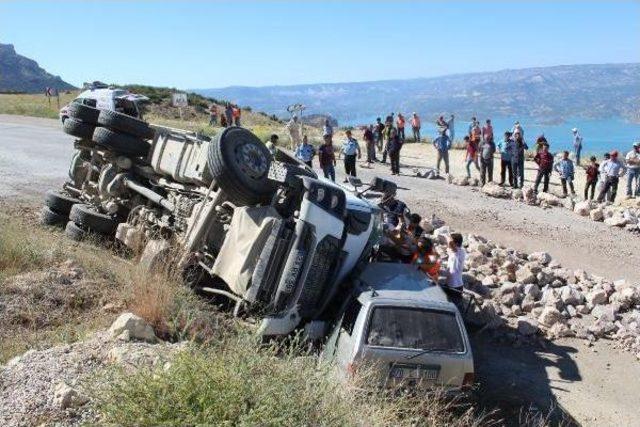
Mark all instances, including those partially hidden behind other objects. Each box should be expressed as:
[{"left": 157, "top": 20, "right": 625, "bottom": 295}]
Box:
[
  {"left": 60, "top": 84, "right": 149, "bottom": 123},
  {"left": 323, "top": 263, "right": 475, "bottom": 393}
]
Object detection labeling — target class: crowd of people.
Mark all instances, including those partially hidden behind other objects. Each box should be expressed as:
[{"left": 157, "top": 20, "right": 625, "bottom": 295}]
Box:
[{"left": 208, "top": 103, "right": 241, "bottom": 128}]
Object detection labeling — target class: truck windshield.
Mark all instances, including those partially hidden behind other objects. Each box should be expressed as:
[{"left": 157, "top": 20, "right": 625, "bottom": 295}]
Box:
[{"left": 366, "top": 306, "right": 464, "bottom": 352}]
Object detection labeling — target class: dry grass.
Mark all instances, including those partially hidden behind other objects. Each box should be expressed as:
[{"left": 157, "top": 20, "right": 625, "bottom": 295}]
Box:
[{"left": 0, "top": 91, "right": 78, "bottom": 119}]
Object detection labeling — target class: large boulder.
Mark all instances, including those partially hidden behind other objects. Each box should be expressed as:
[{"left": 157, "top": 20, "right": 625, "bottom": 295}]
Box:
[
  {"left": 109, "top": 312, "right": 157, "bottom": 342},
  {"left": 453, "top": 176, "right": 470, "bottom": 186},
  {"left": 482, "top": 182, "right": 512, "bottom": 199},
  {"left": 586, "top": 289, "right": 608, "bottom": 306},
  {"left": 53, "top": 382, "right": 89, "bottom": 410},
  {"left": 590, "top": 207, "right": 604, "bottom": 221},
  {"left": 605, "top": 214, "right": 627, "bottom": 227},
  {"left": 523, "top": 187, "right": 537, "bottom": 204},
  {"left": 560, "top": 286, "right": 584, "bottom": 306},
  {"left": 537, "top": 192, "right": 561, "bottom": 206},
  {"left": 539, "top": 306, "right": 563, "bottom": 327},
  {"left": 574, "top": 200, "right": 592, "bottom": 216},
  {"left": 528, "top": 251, "right": 552, "bottom": 266},
  {"left": 433, "top": 226, "right": 451, "bottom": 244},
  {"left": 516, "top": 266, "right": 537, "bottom": 284}
]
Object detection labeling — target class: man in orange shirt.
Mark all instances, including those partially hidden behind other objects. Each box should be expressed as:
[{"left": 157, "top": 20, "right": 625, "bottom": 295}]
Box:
[
  {"left": 411, "top": 112, "right": 421, "bottom": 142},
  {"left": 396, "top": 113, "right": 406, "bottom": 142},
  {"left": 412, "top": 236, "right": 441, "bottom": 282}
]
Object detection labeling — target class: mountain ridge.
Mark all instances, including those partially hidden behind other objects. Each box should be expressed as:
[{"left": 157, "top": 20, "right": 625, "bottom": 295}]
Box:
[
  {"left": 195, "top": 63, "right": 640, "bottom": 124},
  {"left": 0, "top": 43, "right": 76, "bottom": 93}
]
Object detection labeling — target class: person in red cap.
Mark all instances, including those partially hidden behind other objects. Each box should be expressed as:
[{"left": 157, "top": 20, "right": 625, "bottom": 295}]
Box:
[{"left": 597, "top": 150, "right": 627, "bottom": 202}]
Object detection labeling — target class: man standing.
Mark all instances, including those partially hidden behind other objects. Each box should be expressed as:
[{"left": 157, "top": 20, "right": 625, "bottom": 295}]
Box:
[
  {"left": 396, "top": 113, "right": 406, "bottom": 142},
  {"left": 512, "top": 132, "right": 528, "bottom": 188},
  {"left": 286, "top": 115, "right": 302, "bottom": 148},
  {"left": 482, "top": 119, "right": 494, "bottom": 145},
  {"left": 323, "top": 119, "right": 333, "bottom": 141},
  {"left": 387, "top": 127, "right": 402, "bottom": 175},
  {"left": 464, "top": 136, "right": 480, "bottom": 179},
  {"left": 497, "top": 131, "right": 514, "bottom": 186},
  {"left": 411, "top": 112, "right": 421, "bottom": 142},
  {"left": 374, "top": 117, "right": 385, "bottom": 153},
  {"left": 433, "top": 129, "right": 451, "bottom": 175},
  {"left": 468, "top": 117, "right": 481, "bottom": 141},
  {"left": 341, "top": 130, "right": 361, "bottom": 182},
  {"left": 479, "top": 133, "right": 496, "bottom": 185},
  {"left": 232, "top": 106, "right": 241, "bottom": 127},
  {"left": 265, "top": 134, "right": 279, "bottom": 157},
  {"left": 294, "top": 135, "right": 316, "bottom": 167},
  {"left": 512, "top": 121, "right": 524, "bottom": 139},
  {"left": 225, "top": 104, "right": 233, "bottom": 128},
  {"left": 381, "top": 121, "right": 393, "bottom": 163},
  {"left": 625, "top": 142, "right": 640, "bottom": 198},
  {"left": 597, "top": 151, "right": 627, "bottom": 202},
  {"left": 584, "top": 156, "right": 599, "bottom": 200},
  {"left": 533, "top": 144, "right": 553, "bottom": 193},
  {"left": 572, "top": 128, "right": 583, "bottom": 166},
  {"left": 208, "top": 104, "right": 218, "bottom": 126},
  {"left": 318, "top": 135, "right": 336, "bottom": 182},
  {"left": 554, "top": 150, "right": 576, "bottom": 197},
  {"left": 363, "top": 125, "right": 376, "bottom": 165}
]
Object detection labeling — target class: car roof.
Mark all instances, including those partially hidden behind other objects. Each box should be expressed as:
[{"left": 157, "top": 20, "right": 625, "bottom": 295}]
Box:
[{"left": 356, "top": 262, "right": 452, "bottom": 308}]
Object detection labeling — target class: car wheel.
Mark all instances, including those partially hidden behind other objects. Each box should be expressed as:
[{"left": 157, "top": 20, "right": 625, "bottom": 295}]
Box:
[
  {"left": 40, "top": 206, "right": 67, "bottom": 227},
  {"left": 92, "top": 127, "right": 150, "bottom": 158},
  {"left": 207, "top": 127, "right": 276, "bottom": 205},
  {"left": 69, "top": 204, "right": 118, "bottom": 235},
  {"left": 63, "top": 117, "right": 95, "bottom": 139},
  {"left": 65, "top": 220, "right": 86, "bottom": 241},
  {"left": 44, "top": 189, "right": 81, "bottom": 215},
  {"left": 67, "top": 103, "right": 100, "bottom": 124},
  {"left": 97, "top": 109, "right": 154, "bottom": 140}
]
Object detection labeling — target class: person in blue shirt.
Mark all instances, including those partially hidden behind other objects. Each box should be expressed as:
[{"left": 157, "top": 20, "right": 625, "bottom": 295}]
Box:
[
  {"left": 340, "top": 130, "right": 361, "bottom": 182},
  {"left": 432, "top": 129, "right": 451, "bottom": 175},
  {"left": 554, "top": 150, "right": 576, "bottom": 196},
  {"left": 497, "top": 131, "right": 514, "bottom": 187},
  {"left": 294, "top": 135, "right": 316, "bottom": 167}
]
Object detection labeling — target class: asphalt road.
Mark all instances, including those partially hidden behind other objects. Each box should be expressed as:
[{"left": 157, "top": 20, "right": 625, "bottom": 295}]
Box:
[
  {"left": 0, "top": 114, "right": 74, "bottom": 199},
  {"left": 0, "top": 114, "right": 638, "bottom": 426}
]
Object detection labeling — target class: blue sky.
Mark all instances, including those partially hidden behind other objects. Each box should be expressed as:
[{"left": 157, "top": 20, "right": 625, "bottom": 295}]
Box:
[{"left": 1, "top": 1, "right": 639, "bottom": 89}]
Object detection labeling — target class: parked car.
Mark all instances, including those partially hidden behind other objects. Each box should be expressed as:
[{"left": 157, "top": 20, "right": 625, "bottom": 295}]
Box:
[{"left": 323, "top": 262, "right": 475, "bottom": 393}]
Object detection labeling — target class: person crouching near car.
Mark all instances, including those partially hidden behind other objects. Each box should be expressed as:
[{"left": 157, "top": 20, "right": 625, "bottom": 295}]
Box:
[{"left": 412, "top": 236, "right": 441, "bottom": 282}]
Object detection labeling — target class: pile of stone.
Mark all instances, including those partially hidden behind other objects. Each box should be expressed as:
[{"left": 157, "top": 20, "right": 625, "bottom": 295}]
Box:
[
  {"left": 0, "top": 313, "right": 185, "bottom": 426},
  {"left": 448, "top": 178, "right": 640, "bottom": 235},
  {"left": 422, "top": 221, "right": 640, "bottom": 360}
]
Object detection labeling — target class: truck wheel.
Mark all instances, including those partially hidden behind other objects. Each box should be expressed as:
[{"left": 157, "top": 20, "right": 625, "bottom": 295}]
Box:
[
  {"left": 65, "top": 221, "right": 86, "bottom": 241},
  {"left": 97, "top": 109, "right": 154, "bottom": 140},
  {"left": 67, "top": 103, "right": 100, "bottom": 124},
  {"left": 207, "top": 127, "right": 276, "bottom": 205},
  {"left": 40, "top": 206, "right": 67, "bottom": 227},
  {"left": 92, "top": 127, "right": 150, "bottom": 158},
  {"left": 63, "top": 118, "right": 95, "bottom": 139},
  {"left": 69, "top": 204, "right": 118, "bottom": 235},
  {"left": 44, "top": 190, "right": 81, "bottom": 215}
]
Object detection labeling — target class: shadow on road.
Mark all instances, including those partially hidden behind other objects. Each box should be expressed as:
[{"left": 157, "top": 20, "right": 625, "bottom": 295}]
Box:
[{"left": 470, "top": 325, "right": 581, "bottom": 426}]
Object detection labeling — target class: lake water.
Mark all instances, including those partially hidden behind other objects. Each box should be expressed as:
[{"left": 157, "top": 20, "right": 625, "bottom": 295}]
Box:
[{"left": 342, "top": 116, "right": 640, "bottom": 156}]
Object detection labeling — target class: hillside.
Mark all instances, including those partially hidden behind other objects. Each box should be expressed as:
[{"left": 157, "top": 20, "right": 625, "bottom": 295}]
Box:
[
  {"left": 0, "top": 43, "right": 76, "bottom": 93},
  {"left": 195, "top": 63, "right": 640, "bottom": 124}
]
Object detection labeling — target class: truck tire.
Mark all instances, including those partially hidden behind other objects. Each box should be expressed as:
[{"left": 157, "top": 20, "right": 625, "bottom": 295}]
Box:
[
  {"left": 69, "top": 204, "right": 118, "bottom": 235},
  {"left": 40, "top": 206, "right": 67, "bottom": 227},
  {"left": 92, "top": 127, "right": 150, "bottom": 158},
  {"left": 63, "top": 118, "right": 95, "bottom": 139},
  {"left": 207, "top": 127, "right": 276, "bottom": 205},
  {"left": 65, "top": 220, "right": 86, "bottom": 241},
  {"left": 44, "top": 190, "right": 81, "bottom": 215},
  {"left": 97, "top": 109, "right": 154, "bottom": 140},
  {"left": 67, "top": 103, "right": 100, "bottom": 124}
]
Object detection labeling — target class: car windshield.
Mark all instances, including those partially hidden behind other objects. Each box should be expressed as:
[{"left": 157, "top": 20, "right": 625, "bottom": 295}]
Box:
[{"left": 366, "top": 306, "right": 464, "bottom": 352}]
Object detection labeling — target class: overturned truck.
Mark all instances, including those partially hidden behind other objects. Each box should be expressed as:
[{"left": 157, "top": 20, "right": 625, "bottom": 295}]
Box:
[{"left": 44, "top": 101, "right": 386, "bottom": 339}]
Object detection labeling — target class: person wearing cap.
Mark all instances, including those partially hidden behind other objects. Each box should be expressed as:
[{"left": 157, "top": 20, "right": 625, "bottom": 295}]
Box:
[
  {"left": 597, "top": 150, "right": 627, "bottom": 202},
  {"left": 584, "top": 156, "right": 600, "bottom": 200},
  {"left": 533, "top": 142, "right": 554, "bottom": 193},
  {"left": 554, "top": 150, "right": 576, "bottom": 197},
  {"left": 625, "top": 142, "right": 640, "bottom": 198},
  {"left": 340, "top": 130, "right": 361, "bottom": 182},
  {"left": 572, "top": 128, "right": 583, "bottom": 166},
  {"left": 497, "top": 131, "right": 515, "bottom": 186},
  {"left": 411, "top": 112, "right": 421, "bottom": 142},
  {"left": 433, "top": 128, "right": 451, "bottom": 175}
]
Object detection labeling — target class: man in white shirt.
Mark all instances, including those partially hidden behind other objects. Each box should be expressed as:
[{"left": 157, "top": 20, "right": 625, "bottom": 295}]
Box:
[
  {"left": 446, "top": 233, "right": 465, "bottom": 289},
  {"left": 625, "top": 142, "right": 640, "bottom": 198},
  {"left": 572, "top": 128, "right": 583, "bottom": 166}
]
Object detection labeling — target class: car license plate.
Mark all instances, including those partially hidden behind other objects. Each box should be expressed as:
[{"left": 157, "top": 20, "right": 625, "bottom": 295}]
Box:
[{"left": 389, "top": 364, "right": 440, "bottom": 381}]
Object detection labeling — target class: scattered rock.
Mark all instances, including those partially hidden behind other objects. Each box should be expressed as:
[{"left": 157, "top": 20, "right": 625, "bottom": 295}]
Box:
[
  {"left": 482, "top": 182, "right": 512, "bottom": 198},
  {"left": 590, "top": 207, "right": 605, "bottom": 221},
  {"left": 53, "top": 382, "right": 88, "bottom": 410},
  {"left": 587, "top": 289, "right": 608, "bottom": 306},
  {"left": 517, "top": 317, "right": 539, "bottom": 336},
  {"left": 539, "top": 306, "right": 563, "bottom": 327},
  {"left": 108, "top": 313, "right": 157, "bottom": 343}
]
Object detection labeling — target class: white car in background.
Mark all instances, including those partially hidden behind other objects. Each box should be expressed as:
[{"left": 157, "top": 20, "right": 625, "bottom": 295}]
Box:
[
  {"left": 323, "top": 262, "right": 475, "bottom": 393},
  {"left": 59, "top": 83, "right": 149, "bottom": 123}
]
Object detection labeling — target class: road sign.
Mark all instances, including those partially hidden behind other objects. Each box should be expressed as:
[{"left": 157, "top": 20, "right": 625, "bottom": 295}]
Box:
[{"left": 172, "top": 93, "right": 188, "bottom": 108}]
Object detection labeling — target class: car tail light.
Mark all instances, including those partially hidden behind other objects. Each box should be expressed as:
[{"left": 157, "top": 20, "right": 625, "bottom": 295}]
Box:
[{"left": 462, "top": 372, "right": 475, "bottom": 389}]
